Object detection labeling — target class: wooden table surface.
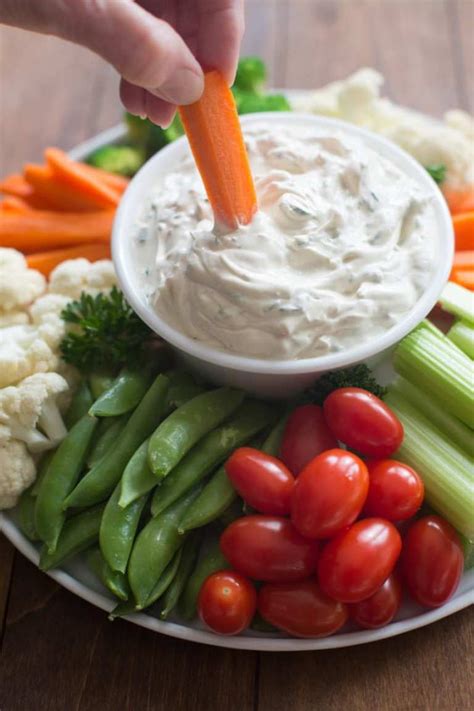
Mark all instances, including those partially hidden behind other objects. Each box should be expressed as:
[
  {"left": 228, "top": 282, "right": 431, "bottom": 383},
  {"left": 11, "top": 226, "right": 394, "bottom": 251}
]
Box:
[{"left": 0, "top": 2, "right": 473, "bottom": 709}]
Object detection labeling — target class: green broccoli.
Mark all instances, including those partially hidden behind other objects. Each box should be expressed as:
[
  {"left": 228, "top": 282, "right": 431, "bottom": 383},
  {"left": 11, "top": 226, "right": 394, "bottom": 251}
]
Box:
[
  {"left": 125, "top": 113, "right": 169, "bottom": 155},
  {"left": 162, "top": 113, "right": 184, "bottom": 143},
  {"left": 86, "top": 145, "right": 146, "bottom": 177},
  {"left": 303, "top": 364, "right": 386, "bottom": 406},
  {"left": 233, "top": 89, "right": 291, "bottom": 115},
  {"left": 234, "top": 57, "right": 267, "bottom": 93}
]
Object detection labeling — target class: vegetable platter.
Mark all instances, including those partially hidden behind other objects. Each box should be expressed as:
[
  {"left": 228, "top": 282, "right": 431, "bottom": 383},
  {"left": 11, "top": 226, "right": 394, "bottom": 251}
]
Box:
[{"left": 1, "top": 63, "right": 473, "bottom": 651}]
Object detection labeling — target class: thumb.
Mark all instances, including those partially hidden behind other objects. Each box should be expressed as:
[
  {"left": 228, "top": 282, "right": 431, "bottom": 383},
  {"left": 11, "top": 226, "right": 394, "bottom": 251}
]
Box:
[{"left": 58, "top": 1, "right": 204, "bottom": 105}]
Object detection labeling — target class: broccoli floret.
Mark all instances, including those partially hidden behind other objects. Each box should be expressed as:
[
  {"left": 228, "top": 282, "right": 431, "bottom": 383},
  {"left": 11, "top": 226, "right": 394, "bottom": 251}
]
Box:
[
  {"left": 303, "top": 364, "right": 386, "bottom": 406},
  {"left": 87, "top": 145, "right": 146, "bottom": 177},
  {"left": 163, "top": 113, "right": 184, "bottom": 143},
  {"left": 125, "top": 113, "right": 169, "bottom": 155},
  {"left": 233, "top": 88, "right": 291, "bottom": 115},
  {"left": 234, "top": 57, "right": 267, "bottom": 93}
]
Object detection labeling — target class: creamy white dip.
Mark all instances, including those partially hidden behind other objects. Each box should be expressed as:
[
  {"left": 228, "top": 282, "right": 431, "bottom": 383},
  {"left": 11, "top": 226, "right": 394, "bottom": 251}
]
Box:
[{"left": 132, "top": 121, "right": 436, "bottom": 360}]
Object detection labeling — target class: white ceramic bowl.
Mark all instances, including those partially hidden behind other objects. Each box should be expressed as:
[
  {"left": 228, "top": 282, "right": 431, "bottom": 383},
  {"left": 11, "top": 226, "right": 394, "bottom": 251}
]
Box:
[{"left": 113, "top": 113, "right": 454, "bottom": 397}]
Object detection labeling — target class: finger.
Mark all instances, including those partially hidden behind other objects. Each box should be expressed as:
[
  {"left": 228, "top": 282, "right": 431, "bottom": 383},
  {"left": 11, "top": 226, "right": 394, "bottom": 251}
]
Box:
[
  {"left": 196, "top": 0, "right": 245, "bottom": 84},
  {"left": 144, "top": 94, "right": 177, "bottom": 128},
  {"left": 57, "top": 0, "right": 204, "bottom": 105},
  {"left": 120, "top": 79, "right": 147, "bottom": 118}
]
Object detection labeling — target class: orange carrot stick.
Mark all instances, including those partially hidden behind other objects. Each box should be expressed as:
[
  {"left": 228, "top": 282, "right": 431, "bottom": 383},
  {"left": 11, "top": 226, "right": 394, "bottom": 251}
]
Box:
[
  {"left": 0, "top": 196, "right": 35, "bottom": 213},
  {"left": 0, "top": 209, "right": 114, "bottom": 253},
  {"left": 24, "top": 164, "right": 110, "bottom": 212},
  {"left": 452, "top": 250, "right": 474, "bottom": 269},
  {"left": 451, "top": 269, "right": 474, "bottom": 290},
  {"left": 0, "top": 173, "right": 51, "bottom": 208},
  {"left": 27, "top": 242, "right": 111, "bottom": 276},
  {"left": 452, "top": 211, "right": 474, "bottom": 251},
  {"left": 45, "top": 148, "right": 119, "bottom": 209},
  {"left": 443, "top": 187, "right": 474, "bottom": 215},
  {"left": 178, "top": 70, "right": 257, "bottom": 230},
  {"left": 81, "top": 164, "right": 129, "bottom": 194}
]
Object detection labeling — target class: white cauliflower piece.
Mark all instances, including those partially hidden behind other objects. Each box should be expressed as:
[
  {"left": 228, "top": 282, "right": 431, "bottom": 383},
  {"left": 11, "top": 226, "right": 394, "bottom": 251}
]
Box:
[
  {"left": 48, "top": 258, "right": 116, "bottom": 299},
  {"left": 29, "top": 293, "right": 70, "bottom": 350},
  {"left": 0, "top": 248, "right": 46, "bottom": 312},
  {"left": 0, "top": 439, "right": 36, "bottom": 509},
  {"left": 0, "top": 324, "right": 58, "bottom": 388},
  {"left": 0, "top": 310, "right": 30, "bottom": 327},
  {"left": 0, "top": 372, "right": 69, "bottom": 453}
]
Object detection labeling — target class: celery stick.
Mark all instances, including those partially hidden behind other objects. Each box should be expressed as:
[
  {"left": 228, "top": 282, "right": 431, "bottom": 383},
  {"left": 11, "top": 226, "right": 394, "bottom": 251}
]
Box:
[
  {"left": 439, "top": 282, "right": 474, "bottom": 324},
  {"left": 384, "top": 391, "right": 474, "bottom": 540},
  {"left": 448, "top": 320, "right": 474, "bottom": 359},
  {"left": 390, "top": 377, "right": 473, "bottom": 456},
  {"left": 393, "top": 325, "right": 474, "bottom": 428}
]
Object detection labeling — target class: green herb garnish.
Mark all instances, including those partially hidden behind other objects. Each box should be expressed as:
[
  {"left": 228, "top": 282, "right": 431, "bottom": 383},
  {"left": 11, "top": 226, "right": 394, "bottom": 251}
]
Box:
[
  {"left": 425, "top": 164, "right": 446, "bottom": 185},
  {"left": 303, "top": 364, "right": 386, "bottom": 405}
]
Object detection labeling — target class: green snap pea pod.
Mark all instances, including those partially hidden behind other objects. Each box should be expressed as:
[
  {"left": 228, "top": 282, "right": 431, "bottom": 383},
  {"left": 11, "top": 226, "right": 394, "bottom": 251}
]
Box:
[
  {"left": 151, "top": 400, "right": 274, "bottom": 517},
  {"left": 178, "top": 464, "right": 236, "bottom": 534},
  {"left": 179, "top": 536, "right": 229, "bottom": 620},
  {"left": 87, "top": 415, "right": 128, "bottom": 469},
  {"left": 35, "top": 414, "right": 99, "bottom": 553},
  {"left": 89, "top": 371, "right": 116, "bottom": 400},
  {"left": 89, "top": 368, "right": 152, "bottom": 417},
  {"left": 64, "top": 381, "right": 94, "bottom": 430},
  {"left": 128, "top": 484, "right": 203, "bottom": 609},
  {"left": 118, "top": 439, "right": 156, "bottom": 508},
  {"left": 261, "top": 413, "right": 289, "bottom": 456},
  {"left": 30, "top": 450, "right": 55, "bottom": 497},
  {"left": 18, "top": 490, "right": 39, "bottom": 541},
  {"left": 148, "top": 388, "right": 245, "bottom": 478},
  {"left": 86, "top": 548, "right": 131, "bottom": 601},
  {"left": 99, "top": 483, "right": 148, "bottom": 573},
  {"left": 160, "top": 531, "right": 203, "bottom": 619},
  {"left": 108, "top": 599, "right": 137, "bottom": 620},
  {"left": 64, "top": 374, "right": 170, "bottom": 509},
  {"left": 39, "top": 504, "right": 104, "bottom": 571},
  {"left": 166, "top": 370, "right": 205, "bottom": 411}
]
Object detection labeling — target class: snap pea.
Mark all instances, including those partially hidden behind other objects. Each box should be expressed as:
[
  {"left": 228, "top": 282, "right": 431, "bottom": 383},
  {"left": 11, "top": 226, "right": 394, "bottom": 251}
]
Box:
[
  {"left": 178, "top": 465, "right": 237, "bottom": 533},
  {"left": 18, "top": 489, "right": 39, "bottom": 541},
  {"left": 86, "top": 548, "right": 131, "bottom": 601},
  {"left": 261, "top": 413, "right": 289, "bottom": 456},
  {"left": 159, "top": 531, "right": 203, "bottom": 620},
  {"left": 148, "top": 388, "right": 245, "bottom": 478},
  {"left": 109, "top": 549, "right": 182, "bottom": 618},
  {"left": 166, "top": 370, "right": 205, "bottom": 411},
  {"left": 39, "top": 504, "right": 104, "bottom": 571},
  {"left": 89, "top": 368, "right": 152, "bottom": 417},
  {"left": 64, "top": 381, "right": 93, "bottom": 429},
  {"left": 151, "top": 400, "right": 274, "bottom": 517},
  {"left": 179, "top": 535, "right": 229, "bottom": 620},
  {"left": 89, "top": 371, "right": 116, "bottom": 400},
  {"left": 87, "top": 415, "right": 128, "bottom": 469},
  {"left": 30, "top": 449, "right": 55, "bottom": 497},
  {"left": 64, "top": 374, "right": 170, "bottom": 509},
  {"left": 128, "top": 484, "right": 203, "bottom": 609},
  {"left": 99, "top": 483, "right": 148, "bottom": 573},
  {"left": 118, "top": 439, "right": 156, "bottom": 508},
  {"left": 35, "top": 414, "right": 98, "bottom": 553}
]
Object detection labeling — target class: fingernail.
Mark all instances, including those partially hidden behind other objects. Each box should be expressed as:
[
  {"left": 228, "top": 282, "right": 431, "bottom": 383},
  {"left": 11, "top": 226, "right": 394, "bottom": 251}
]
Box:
[{"left": 153, "top": 68, "right": 204, "bottom": 105}]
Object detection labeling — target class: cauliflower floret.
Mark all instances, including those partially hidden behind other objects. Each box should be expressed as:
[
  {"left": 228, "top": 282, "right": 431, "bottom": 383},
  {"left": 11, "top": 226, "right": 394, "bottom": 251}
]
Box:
[
  {"left": 0, "top": 439, "right": 36, "bottom": 509},
  {"left": 29, "top": 293, "right": 70, "bottom": 350},
  {"left": 0, "top": 248, "right": 46, "bottom": 312},
  {"left": 0, "top": 324, "right": 58, "bottom": 388},
  {"left": 0, "top": 372, "right": 69, "bottom": 453},
  {"left": 0, "top": 310, "right": 30, "bottom": 327},
  {"left": 48, "top": 258, "right": 116, "bottom": 299}
]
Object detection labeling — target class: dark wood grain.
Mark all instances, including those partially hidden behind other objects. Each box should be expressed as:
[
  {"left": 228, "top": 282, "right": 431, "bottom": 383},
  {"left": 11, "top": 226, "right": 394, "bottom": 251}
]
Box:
[{"left": 0, "top": 1, "right": 473, "bottom": 709}]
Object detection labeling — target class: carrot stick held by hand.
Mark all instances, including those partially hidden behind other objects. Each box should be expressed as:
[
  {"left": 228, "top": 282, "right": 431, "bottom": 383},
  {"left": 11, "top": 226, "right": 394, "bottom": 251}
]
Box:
[{"left": 179, "top": 71, "right": 257, "bottom": 231}]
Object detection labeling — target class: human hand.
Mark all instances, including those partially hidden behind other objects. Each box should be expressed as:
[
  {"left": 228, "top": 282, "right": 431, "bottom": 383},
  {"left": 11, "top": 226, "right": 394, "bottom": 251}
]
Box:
[{"left": 1, "top": 0, "right": 244, "bottom": 126}]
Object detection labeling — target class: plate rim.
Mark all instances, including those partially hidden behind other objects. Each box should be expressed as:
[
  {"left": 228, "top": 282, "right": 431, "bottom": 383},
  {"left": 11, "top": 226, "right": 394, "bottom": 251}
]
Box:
[{"left": 2, "top": 97, "right": 473, "bottom": 651}]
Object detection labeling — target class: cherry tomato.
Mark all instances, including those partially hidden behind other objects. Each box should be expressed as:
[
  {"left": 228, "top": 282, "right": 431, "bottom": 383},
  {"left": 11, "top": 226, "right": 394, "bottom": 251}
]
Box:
[
  {"left": 198, "top": 571, "right": 257, "bottom": 635},
  {"left": 401, "top": 516, "right": 463, "bottom": 608},
  {"left": 258, "top": 581, "right": 348, "bottom": 638},
  {"left": 224, "top": 447, "right": 294, "bottom": 515},
  {"left": 291, "top": 449, "right": 369, "bottom": 539},
  {"left": 364, "top": 460, "right": 424, "bottom": 521},
  {"left": 318, "top": 518, "right": 402, "bottom": 603},
  {"left": 280, "top": 405, "right": 338, "bottom": 475},
  {"left": 349, "top": 574, "right": 402, "bottom": 629},
  {"left": 323, "top": 388, "right": 403, "bottom": 458},
  {"left": 220, "top": 515, "right": 319, "bottom": 582}
]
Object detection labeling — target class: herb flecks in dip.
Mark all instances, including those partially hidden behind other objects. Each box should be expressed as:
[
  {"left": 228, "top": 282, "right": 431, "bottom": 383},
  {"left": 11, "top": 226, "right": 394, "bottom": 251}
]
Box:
[{"left": 132, "top": 122, "right": 436, "bottom": 360}]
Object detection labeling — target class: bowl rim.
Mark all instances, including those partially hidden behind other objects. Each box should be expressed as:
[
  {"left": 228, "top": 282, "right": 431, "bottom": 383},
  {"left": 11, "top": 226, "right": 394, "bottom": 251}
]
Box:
[{"left": 113, "top": 112, "right": 454, "bottom": 375}]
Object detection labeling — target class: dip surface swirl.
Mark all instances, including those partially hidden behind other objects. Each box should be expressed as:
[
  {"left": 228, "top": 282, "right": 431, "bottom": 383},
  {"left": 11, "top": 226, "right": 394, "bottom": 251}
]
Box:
[{"left": 132, "top": 121, "right": 436, "bottom": 360}]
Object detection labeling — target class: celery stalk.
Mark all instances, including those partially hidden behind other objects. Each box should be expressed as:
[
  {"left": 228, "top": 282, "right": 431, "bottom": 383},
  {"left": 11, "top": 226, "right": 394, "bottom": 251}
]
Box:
[
  {"left": 448, "top": 320, "right": 474, "bottom": 359},
  {"left": 439, "top": 282, "right": 474, "bottom": 324},
  {"left": 393, "top": 323, "right": 474, "bottom": 428},
  {"left": 384, "top": 391, "right": 474, "bottom": 540},
  {"left": 390, "top": 377, "right": 473, "bottom": 456}
]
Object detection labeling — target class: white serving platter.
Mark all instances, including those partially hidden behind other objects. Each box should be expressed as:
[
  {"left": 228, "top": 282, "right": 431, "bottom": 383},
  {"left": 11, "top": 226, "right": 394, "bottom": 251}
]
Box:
[{"left": 1, "top": 99, "right": 473, "bottom": 651}]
